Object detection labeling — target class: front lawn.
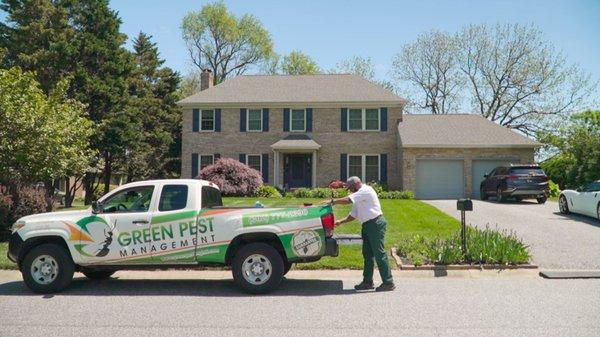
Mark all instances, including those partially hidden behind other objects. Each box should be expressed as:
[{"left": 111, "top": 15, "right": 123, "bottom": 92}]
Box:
[
  {"left": 0, "top": 242, "right": 12, "bottom": 269},
  {"left": 224, "top": 197, "right": 461, "bottom": 269}
]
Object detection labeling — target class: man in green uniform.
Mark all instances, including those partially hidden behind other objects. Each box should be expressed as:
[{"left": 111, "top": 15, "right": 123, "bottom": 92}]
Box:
[{"left": 325, "top": 176, "right": 395, "bottom": 291}]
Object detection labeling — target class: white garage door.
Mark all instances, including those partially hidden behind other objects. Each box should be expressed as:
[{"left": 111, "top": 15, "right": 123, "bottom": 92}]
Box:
[
  {"left": 416, "top": 159, "right": 464, "bottom": 199},
  {"left": 471, "top": 159, "right": 518, "bottom": 199}
]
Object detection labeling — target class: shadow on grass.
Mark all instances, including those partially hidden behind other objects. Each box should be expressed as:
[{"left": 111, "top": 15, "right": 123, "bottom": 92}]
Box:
[{"left": 0, "top": 276, "right": 357, "bottom": 297}]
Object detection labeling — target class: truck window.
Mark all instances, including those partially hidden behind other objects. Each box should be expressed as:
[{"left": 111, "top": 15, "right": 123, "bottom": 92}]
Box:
[
  {"left": 101, "top": 186, "right": 154, "bottom": 213},
  {"left": 158, "top": 185, "right": 188, "bottom": 211},
  {"left": 201, "top": 186, "right": 222, "bottom": 208}
]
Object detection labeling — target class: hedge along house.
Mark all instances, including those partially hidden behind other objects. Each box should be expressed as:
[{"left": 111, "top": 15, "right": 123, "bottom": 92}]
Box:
[{"left": 178, "top": 70, "right": 540, "bottom": 199}]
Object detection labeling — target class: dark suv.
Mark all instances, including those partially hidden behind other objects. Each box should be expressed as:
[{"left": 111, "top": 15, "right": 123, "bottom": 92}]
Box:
[{"left": 480, "top": 164, "right": 550, "bottom": 204}]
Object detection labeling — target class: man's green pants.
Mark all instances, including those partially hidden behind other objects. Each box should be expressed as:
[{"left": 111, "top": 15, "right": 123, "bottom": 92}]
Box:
[{"left": 361, "top": 216, "right": 393, "bottom": 284}]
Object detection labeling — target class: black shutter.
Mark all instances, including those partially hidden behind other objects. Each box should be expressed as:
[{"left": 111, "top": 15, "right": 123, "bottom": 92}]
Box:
[
  {"left": 341, "top": 108, "right": 348, "bottom": 132},
  {"left": 213, "top": 153, "right": 220, "bottom": 163},
  {"left": 306, "top": 108, "right": 313, "bottom": 132},
  {"left": 283, "top": 108, "right": 290, "bottom": 132},
  {"left": 261, "top": 153, "right": 269, "bottom": 183},
  {"left": 380, "top": 154, "right": 387, "bottom": 184},
  {"left": 262, "top": 108, "right": 269, "bottom": 132},
  {"left": 215, "top": 109, "right": 221, "bottom": 132},
  {"left": 193, "top": 109, "right": 199, "bottom": 132},
  {"left": 340, "top": 153, "right": 347, "bottom": 181},
  {"left": 239, "top": 154, "right": 246, "bottom": 164},
  {"left": 191, "top": 153, "right": 199, "bottom": 178},
  {"left": 240, "top": 108, "right": 247, "bottom": 132},
  {"left": 380, "top": 107, "right": 387, "bottom": 131}
]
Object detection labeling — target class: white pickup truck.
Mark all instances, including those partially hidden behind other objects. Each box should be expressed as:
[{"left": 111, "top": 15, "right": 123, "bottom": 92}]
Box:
[{"left": 7, "top": 179, "right": 338, "bottom": 294}]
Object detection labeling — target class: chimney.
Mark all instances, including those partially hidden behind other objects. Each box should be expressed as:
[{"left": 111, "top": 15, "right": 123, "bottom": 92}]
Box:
[{"left": 200, "top": 69, "right": 213, "bottom": 91}]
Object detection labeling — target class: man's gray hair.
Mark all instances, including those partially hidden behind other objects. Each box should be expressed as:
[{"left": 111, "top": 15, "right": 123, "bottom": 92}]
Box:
[{"left": 346, "top": 176, "right": 362, "bottom": 189}]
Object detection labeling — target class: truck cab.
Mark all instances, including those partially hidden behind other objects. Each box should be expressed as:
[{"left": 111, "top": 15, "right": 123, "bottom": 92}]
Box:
[{"left": 8, "top": 179, "right": 338, "bottom": 294}]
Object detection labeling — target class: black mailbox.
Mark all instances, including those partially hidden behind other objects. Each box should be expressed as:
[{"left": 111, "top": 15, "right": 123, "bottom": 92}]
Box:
[{"left": 457, "top": 198, "right": 473, "bottom": 211}]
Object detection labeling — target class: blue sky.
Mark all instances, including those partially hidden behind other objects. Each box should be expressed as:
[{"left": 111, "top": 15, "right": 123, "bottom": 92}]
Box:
[{"left": 109, "top": 0, "right": 600, "bottom": 83}]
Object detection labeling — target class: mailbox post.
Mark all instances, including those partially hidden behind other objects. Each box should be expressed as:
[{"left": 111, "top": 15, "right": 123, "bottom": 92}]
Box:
[{"left": 456, "top": 198, "right": 473, "bottom": 253}]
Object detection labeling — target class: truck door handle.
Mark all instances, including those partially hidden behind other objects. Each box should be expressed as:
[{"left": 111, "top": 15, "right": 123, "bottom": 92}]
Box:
[{"left": 132, "top": 219, "right": 149, "bottom": 225}]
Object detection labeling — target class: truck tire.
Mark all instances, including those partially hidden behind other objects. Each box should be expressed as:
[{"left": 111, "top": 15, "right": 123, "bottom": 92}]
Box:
[
  {"left": 283, "top": 261, "right": 293, "bottom": 276},
  {"left": 83, "top": 270, "right": 115, "bottom": 280},
  {"left": 21, "top": 243, "right": 74, "bottom": 294},
  {"left": 232, "top": 242, "right": 284, "bottom": 294}
]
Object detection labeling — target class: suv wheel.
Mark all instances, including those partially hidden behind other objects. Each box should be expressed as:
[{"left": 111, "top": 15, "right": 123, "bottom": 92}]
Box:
[
  {"left": 22, "top": 243, "right": 74, "bottom": 294},
  {"left": 283, "top": 261, "right": 293, "bottom": 276},
  {"left": 480, "top": 187, "right": 488, "bottom": 201},
  {"left": 559, "top": 195, "right": 570, "bottom": 214},
  {"left": 232, "top": 242, "right": 284, "bottom": 294},
  {"left": 83, "top": 270, "right": 116, "bottom": 280},
  {"left": 496, "top": 188, "right": 505, "bottom": 203},
  {"left": 537, "top": 196, "right": 547, "bottom": 204}
]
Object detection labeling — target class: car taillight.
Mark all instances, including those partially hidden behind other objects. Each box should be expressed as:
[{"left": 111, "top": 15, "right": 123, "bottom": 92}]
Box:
[
  {"left": 321, "top": 213, "right": 335, "bottom": 234},
  {"left": 506, "top": 175, "right": 519, "bottom": 181},
  {"left": 540, "top": 176, "right": 549, "bottom": 182}
]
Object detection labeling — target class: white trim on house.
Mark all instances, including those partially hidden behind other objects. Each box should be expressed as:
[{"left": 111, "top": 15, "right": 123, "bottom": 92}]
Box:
[
  {"left": 245, "top": 108, "right": 263, "bottom": 132},
  {"left": 199, "top": 154, "right": 214, "bottom": 170},
  {"left": 180, "top": 101, "right": 404, "bottom": 109},
  {"left": 245, "top": 154, "right": 263, "bottom": 174},
  {"left": 347, "top": 154, "right": 381, "bottom": 183},
  {"left": 289, "top": 108, "right": 306, "bottom": 132},
  {"left": 199, "top": 109, "right": 215, "bottom": 132},
  {"left": 347, "top": 108, "right": 381, "bottom": 132}
]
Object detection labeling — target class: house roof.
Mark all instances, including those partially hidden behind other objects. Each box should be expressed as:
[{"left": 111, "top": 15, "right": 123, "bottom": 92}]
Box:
[
  {"left": 271, "top": 135, "right": 321, "bottom": 151},
  {"left": 177, "top": 74, "right": 404, "bottom": 106},
  {"left": 398, "top": 114, "right": 541, "bottom": 148}
]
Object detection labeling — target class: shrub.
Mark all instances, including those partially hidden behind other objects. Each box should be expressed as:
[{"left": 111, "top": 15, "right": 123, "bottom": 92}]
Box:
[
  {"left": 368, "top": 182, "right": 387, "bottom": 194},
  {"left": 395, "top": 226, "right": 530, "bottom": 266},
  {"left": 198, "top": 158, "right": 262, "bottom": 196},
  {"left": 378, "top": 190, "right": 414, "bottom": 199},
  {"left": 548, "top": 180, "right": 561, "bottom": 198},
  {"left": 328, "top": 180, "right": 346, "bottom": 189},
  {"left": 291, "top": 187, "right": 349, "bottom": 199},
  {"left": 254, "top": 185, "right": 282, "bottom": 198},
  {"left": 0, "top": 187, "right": 49, "bottom": 241}
]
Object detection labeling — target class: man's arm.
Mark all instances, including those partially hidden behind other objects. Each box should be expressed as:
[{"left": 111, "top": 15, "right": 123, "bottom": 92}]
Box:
[
  {"left": 321, "top": 196, "right": 352, "bottom": 205},
  {"left": 335, "top": 214, "right": 355, "bottom": 227}
]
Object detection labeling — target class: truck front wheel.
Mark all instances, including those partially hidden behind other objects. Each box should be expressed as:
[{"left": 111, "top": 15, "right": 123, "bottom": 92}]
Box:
[
  {"left": 232, "top": 243, "right": 284, "bottom": 294},
  {"left": 21, "top": 243, "right": 74, "bottom": 294}
]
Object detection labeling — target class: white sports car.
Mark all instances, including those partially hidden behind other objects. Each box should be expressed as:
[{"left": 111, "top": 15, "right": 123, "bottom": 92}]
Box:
[{"left": 559, "top": 180, "right": 600, "bottom": 220}]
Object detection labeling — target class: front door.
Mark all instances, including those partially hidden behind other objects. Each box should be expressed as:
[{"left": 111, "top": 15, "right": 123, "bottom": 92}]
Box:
[{"left": 284, "top": 154, "right": 312, "bottom": 188}]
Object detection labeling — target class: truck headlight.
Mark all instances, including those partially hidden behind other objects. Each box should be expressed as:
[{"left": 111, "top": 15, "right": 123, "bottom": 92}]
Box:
[{"left": 11, "top": 221, "right": 25, "bottom": 233}]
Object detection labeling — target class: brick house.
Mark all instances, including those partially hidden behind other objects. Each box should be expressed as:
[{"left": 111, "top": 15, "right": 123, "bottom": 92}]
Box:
[{"left": 178, "top": 70, "right": 539, "bottom": 199}]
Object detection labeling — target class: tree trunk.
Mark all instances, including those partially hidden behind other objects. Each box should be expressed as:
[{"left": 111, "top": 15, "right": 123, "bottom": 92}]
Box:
[
  {"left": 43, "top": 180, "right": 55, "bottom": 212},
  {"left": 103, "top": 151, "right": 112, "bottom": 195},
  {"left": 83, "top": 173, "right": 95, "bottom": 205},
  {"left": 64, "top": 177, "right": 73, "bottom": 208}
]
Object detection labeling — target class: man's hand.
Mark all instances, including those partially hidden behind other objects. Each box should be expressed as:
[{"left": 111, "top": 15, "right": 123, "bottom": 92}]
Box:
[
  {"left": 320, "top": 199, "right": 333, "bottom": 205},
  {"left": 334, "top": 220, "right": 344, "bottom": 227}
]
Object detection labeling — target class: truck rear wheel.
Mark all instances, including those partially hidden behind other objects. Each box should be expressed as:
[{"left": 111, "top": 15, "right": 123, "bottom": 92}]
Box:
[
  {"left": 232, "top": 242, "right": 284, "bottom": 294},
  {"left": 21, "top": 243, "right": 74, "bottom": 294},
  {"left": 283, "top": 261, "right": 293, "bottom": 276}
]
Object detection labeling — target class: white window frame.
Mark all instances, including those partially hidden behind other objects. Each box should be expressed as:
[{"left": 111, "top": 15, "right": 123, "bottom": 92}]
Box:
[
  {"left": 245, "top": 154, "right": 263, "bottom": 173},
  {"left": 289, "top": 108, "right": 306, "bottom": 132},
  {"left": 199, "top": 154, "right": 214, "bottom": 170},
  {"left": 347, "top": 108, "right": 381, "bottom": 131},
  {"left": 347, "top": 154, "right": 380, "bottom": 182},
  {"left": 246, "top": 108, "right": 263, "bottom": 132},
  {"left": 199, "top": 109, "right": 215, "bottom": 132}
]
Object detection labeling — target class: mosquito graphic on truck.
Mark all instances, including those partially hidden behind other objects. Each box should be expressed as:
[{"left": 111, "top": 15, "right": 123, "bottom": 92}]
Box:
[{"left": 7, "top": 179, "right": 338, "bottom": 294}]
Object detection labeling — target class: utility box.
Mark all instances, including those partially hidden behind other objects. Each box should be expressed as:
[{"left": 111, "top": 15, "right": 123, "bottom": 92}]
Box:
[{"left": 457, "top": 198, "right": 473, "bottom": 211}]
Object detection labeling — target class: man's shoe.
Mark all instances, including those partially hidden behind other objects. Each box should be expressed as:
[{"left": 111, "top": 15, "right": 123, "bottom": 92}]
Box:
[
  {"left": 354, "top": 281, "right": 374, "bottom": 291},
  {"left": 375, "top": 282, "right": 396, "bottom": 292}
]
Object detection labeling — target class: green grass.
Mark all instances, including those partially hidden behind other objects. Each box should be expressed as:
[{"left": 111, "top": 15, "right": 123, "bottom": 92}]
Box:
[
  {"left": 0, "top": 242, "right": 14, "bottom": 269},
  {"left": 224, "top": 197, "right": 461, "bottom": 269}
]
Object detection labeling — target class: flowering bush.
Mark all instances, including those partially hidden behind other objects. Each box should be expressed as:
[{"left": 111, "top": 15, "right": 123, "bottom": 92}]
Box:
[
  {"left": 198, "top": 158, "right": 263, "bottom": 196},
  {"left": 328, "top": 180, "right": 346, "bottom": 189},
  {"left": 0, "top": 187, "right": 49, "bottom": 240}
]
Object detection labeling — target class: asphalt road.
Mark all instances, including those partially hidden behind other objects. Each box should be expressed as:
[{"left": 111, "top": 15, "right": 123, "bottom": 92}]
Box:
[
  {"left": 426, "top": 199, "right": 600, "bottom": 269},
  {"left": 0, "top": 270, "right": 599, "bottom": 337}
]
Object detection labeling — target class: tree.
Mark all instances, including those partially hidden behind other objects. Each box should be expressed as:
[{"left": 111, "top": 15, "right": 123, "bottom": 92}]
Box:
[
  {"left": 281, "top": 50, "right": 320, "bottom": 75},
  {"left": 391, "top": 30, "right": 462, "bottom": 114},
  {"left": 126, "top": 32, "right": 181, "bottom": 181},
  {"left": 539, "top": 110, "right": 600, "bottom": 189},
  {"left": 181, "top": 1, "right": 274, "bottom": 84},
  {"left": 332, "top": 55, "right": 395, "bottom": 91},
  {"left": 0, "top": 67, "right": 92, "bottom": 206}
]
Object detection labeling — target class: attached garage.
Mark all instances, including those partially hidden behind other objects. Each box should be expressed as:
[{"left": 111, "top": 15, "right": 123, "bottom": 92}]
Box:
[
  {"left": 415, "top": 159, "right": 464, "bottom": 199},
  {"left": 399, "top": 114, "right": 540, "bottom": 199},
  {"left": 471, "top": 159, "right": 518, "bottom": 199}
]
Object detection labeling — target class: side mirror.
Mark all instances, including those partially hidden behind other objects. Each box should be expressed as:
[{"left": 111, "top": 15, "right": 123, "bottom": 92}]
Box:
[
  {"left": 576, "top": 186, "right": 583, "bottom": 192},
  {"left": 91, "top": 200, "right": 102, "bottom": 214},
  {"left": 484, "top": 174, "right": 489, "bottom": 178}
]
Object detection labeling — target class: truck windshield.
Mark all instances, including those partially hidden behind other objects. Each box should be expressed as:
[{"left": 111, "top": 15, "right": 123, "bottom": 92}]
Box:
[{"left": 201, "top": 186, "right": 223, "bottom": 208}]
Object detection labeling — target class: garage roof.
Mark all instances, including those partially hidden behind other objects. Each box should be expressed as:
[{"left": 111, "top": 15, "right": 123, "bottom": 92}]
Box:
[
  {"left": 398, "top": 114, "right": 540, "bottom": 148},
  {"left": 177, "top": 74, "right": 405, "bottom": 106}
]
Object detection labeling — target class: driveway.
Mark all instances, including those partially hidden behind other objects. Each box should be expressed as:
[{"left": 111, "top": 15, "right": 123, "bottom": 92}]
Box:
[
  {"left": 426, "top": 200, "right": 600, "bottom": 270},
  {"left": 0, "top": 270, "right": 599, "bottom": 337}
]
